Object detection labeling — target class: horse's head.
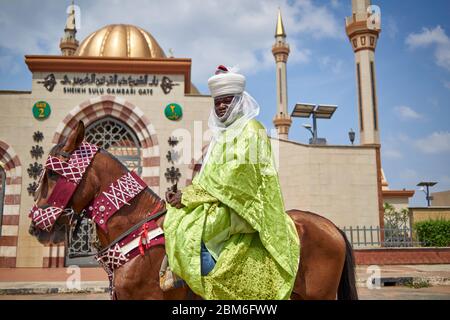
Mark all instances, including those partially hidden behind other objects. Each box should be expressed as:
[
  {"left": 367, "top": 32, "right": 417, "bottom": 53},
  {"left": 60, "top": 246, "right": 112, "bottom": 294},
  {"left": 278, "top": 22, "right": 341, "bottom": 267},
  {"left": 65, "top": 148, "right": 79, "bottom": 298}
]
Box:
[{"left": 28, "top": 121, "right": 102, "bottom": 245}]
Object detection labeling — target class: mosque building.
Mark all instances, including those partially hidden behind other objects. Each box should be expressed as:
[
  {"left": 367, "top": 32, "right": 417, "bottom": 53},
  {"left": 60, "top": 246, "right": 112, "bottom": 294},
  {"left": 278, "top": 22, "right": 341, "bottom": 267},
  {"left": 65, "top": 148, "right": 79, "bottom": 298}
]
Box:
[{"left": 0, "top": 0, "right": 413, "bottom": 268}]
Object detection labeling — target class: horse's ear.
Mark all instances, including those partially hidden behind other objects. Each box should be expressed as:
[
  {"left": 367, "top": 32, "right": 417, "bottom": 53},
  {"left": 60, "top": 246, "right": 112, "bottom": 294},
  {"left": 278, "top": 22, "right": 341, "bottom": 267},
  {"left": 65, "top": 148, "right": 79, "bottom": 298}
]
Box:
[{"left": 62, "top": 121, "right": 85, "bottom": 154}]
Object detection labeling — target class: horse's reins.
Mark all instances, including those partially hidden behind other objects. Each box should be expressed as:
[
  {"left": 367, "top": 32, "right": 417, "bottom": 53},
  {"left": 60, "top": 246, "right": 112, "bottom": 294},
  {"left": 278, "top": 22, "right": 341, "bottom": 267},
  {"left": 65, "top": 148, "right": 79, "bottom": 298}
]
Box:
[{"left": 96, "top": 207, "right": 167, "bottom": 257}]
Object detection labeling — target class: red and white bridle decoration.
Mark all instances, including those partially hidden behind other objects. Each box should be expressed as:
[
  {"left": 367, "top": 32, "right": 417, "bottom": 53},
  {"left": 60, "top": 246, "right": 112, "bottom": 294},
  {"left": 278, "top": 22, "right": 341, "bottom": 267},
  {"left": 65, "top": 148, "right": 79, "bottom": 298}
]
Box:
[
  {"left": 87, "top": 171, "right": 147, "bottom": 232},
  {"left": 28, "top": 140, "right": 167, "bottom": 299},
  {"left": 29, "top": 142, "right": 99, "bottom": 232}
]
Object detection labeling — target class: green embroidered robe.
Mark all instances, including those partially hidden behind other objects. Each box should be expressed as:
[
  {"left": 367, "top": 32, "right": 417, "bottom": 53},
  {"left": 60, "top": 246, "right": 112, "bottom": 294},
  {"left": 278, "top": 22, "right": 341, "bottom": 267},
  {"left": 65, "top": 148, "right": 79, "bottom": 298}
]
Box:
[{"left": 164, "top": 119, "right": 300, "bottom": 299}]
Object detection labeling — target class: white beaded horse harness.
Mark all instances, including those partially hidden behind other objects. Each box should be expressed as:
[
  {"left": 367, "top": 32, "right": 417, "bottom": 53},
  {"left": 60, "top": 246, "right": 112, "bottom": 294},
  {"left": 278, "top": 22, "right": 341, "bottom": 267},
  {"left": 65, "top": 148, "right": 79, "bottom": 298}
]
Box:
[{"left": 29, "top": 141, "right": 166, "bottom": 299}]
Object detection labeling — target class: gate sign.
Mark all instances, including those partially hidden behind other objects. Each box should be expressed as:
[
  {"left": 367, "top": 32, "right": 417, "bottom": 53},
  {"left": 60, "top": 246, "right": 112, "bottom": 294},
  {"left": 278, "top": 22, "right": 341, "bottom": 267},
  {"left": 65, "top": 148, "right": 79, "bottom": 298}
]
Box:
[
  {"left": 32, "top": 101, "right": 51, "bottom": 120},
  {"left": 164, "top": 103, "right": 183, "bottom": 121}
]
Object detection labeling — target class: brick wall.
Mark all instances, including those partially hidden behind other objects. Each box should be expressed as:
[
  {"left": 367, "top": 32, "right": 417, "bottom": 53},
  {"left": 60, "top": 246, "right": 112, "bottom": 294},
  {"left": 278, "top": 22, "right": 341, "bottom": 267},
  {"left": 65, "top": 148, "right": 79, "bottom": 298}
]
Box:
[{"left": 354, "top": 248, "right": 450, "bottom": 265}]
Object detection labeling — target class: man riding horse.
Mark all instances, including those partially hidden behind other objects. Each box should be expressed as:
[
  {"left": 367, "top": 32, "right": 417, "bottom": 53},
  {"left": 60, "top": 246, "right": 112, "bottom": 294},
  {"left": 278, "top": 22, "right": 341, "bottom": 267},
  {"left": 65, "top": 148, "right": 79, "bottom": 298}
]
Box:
[
  {"left": 29, "top": 65, "right": 357, "bottom": 300},
  {"left": 164, "top": 65, "right": 300, "bottom": 300}
]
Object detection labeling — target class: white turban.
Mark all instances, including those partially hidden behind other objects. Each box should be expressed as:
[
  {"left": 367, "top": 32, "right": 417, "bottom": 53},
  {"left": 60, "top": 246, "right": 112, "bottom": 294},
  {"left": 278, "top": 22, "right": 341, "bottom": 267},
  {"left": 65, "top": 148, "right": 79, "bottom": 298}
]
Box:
[
  {"left": 200, "top": 65, "right": 261, "bottom": 176},
  {"left": 207, "top": 65, "right": 246, "bottom": 98}
]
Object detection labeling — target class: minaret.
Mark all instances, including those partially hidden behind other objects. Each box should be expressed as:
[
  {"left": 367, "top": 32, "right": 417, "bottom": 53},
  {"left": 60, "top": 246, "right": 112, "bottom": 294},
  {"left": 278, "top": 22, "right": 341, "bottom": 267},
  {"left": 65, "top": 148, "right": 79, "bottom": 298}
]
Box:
[
  {"left": 346, "top": 0, "right": 381, "bottom": 145},
  {"left": 272, "top": 9, "right": 292, "bottom": 140},
  {"left": 60, "top": 0, "right": 79, "bottom": 56}
]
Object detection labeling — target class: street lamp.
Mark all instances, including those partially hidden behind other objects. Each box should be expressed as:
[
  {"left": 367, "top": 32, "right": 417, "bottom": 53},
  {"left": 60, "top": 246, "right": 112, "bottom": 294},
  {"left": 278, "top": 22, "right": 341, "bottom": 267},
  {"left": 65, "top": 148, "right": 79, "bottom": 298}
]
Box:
[
  {"left": 302, "top": 124, "right": 314, "bottom": 139},
  {"left": 348, "top": 129, "right": 355, "bottom": 145},
  {"left": 417, "top": 181, "right": 437, "bottom": 207},
  {"left": 291, "top": 103, "right": 337, "bottom": 145}
]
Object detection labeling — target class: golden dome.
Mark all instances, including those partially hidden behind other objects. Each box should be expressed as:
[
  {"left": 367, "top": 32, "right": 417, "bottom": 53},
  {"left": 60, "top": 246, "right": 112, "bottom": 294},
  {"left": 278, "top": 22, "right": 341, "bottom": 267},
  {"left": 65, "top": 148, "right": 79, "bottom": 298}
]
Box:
[{"left": 75, "top": 24, "right": 166, "bottom": 58}]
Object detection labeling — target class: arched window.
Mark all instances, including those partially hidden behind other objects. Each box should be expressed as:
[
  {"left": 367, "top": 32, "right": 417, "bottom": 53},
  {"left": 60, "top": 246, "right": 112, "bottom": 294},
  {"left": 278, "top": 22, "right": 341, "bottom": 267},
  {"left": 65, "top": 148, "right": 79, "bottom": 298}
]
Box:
[
  {"left": 85, "top": 116, "right": 142, "bottom": 175},
  {"left": 66, "top": 117, "right": 142, "bottom": 266},
  {"left": 0, "top": 165, "right": 5, "bottom": 236}
]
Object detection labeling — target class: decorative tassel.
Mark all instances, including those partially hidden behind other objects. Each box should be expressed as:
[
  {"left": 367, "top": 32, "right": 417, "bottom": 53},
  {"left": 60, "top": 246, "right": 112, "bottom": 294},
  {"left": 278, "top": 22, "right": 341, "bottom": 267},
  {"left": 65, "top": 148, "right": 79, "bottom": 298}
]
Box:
[{"left": 139, "top": 222, "right": 150, "bottom": 256}]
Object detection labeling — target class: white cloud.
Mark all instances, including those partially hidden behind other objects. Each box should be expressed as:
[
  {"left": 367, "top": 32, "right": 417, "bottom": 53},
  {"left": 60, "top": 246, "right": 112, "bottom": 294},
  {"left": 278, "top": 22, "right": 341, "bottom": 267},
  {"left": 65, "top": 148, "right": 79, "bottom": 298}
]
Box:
[
  {"left": 0, "top": 55, "right": 21, "bottom": 75},
  {"left": 415, "top": 131, "right": 450, "bottom": 154},
  {"left": 0, "top": 0, "right": 342, "bottom": 85},
  {"left": 319, "top": 56, "right": 344, "bottom": 74},
  {"left": 330, "top": 0, "right": 340, "bottom": 8},
  {"left": 397, "top": 133, "right": 411, "bottom": 143},
  {"left": 383, "top": 148, "right": 403, "bottom": 160},
  {"left": 406, "top": 26, "right": 450, "bottom": 72},
  {"left": 393, "top": 105, "right": 423, "bottom": 120},
  {"left": 0, "top": 2, "right": 62, "bottom": 55},
  {"left": 385, "top": 17, "right": 399, "bottom": 40},
  {"left": 444, "top": 81, "right": 450, "bottom": 90},
  {"left": 293, "top": 0, "right": 343, "bottom": 40},
  {"left": 382, "top": 135, "right": 406, "bottom": 160},
  {"left": 399, "top": 169, "right": 418, "bottom": 181},
  {"left": 428, "top": 97, "right": 440, "bottom": 107},
  {"left": 441, "top": 175, "right": 450, "bottom": 185},
  {"left": 406, "top": 26, "right": 449, "bottom": 47}
]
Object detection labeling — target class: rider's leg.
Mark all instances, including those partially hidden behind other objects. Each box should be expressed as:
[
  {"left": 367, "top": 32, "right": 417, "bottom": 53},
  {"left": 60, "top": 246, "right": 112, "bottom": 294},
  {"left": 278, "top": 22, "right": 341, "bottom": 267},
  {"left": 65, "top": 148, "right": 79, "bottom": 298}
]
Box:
[{"left": 201, "top": 242, "right": 216, "bottom": 276}]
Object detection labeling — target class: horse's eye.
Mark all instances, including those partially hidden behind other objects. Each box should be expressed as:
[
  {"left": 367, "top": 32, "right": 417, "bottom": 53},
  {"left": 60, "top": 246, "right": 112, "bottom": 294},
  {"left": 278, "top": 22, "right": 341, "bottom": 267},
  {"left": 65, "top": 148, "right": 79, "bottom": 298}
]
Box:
[{"left": 47, "top": 170, "right": 59, "bottom": 180}]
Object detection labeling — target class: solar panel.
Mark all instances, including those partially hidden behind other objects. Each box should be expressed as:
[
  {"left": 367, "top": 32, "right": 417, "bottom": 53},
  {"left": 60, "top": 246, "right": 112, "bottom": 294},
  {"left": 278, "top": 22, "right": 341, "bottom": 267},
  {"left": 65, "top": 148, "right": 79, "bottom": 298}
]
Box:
[
  {"left": 315, "top": 105, "right": 337, "bottom": 119},
  {"left": 417, "top": 182, "right": 437, "bottom": 187},
  {"left": 291, "top": 103, "right": 315, "bottom": 118}
]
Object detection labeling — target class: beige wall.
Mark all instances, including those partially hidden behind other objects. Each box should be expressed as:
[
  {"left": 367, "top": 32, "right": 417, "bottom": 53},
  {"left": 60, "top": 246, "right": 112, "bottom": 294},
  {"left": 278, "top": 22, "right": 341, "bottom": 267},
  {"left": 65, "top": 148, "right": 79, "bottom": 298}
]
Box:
[
  {"left": 432, "top": 191, "right": 450, "bottom": 206},
  {"left": 409, "top": 207, "right": 450, "bottom": 225},
  {"left": 275, "top": 139, "right": 380, "bottom": 228},
  {"left": 1, "top": 70, "right": 213, "bottom": 267},
  {"left": 1, "top": 70, "right": 383, "bottom": 267}
]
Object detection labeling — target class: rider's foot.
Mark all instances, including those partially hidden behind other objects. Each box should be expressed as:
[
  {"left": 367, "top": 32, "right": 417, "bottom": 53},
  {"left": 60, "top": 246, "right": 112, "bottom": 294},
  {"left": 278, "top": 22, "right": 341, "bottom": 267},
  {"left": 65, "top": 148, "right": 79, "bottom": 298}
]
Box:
[{"left": 159, "top": 255, "right": 186, "bottom": 291}]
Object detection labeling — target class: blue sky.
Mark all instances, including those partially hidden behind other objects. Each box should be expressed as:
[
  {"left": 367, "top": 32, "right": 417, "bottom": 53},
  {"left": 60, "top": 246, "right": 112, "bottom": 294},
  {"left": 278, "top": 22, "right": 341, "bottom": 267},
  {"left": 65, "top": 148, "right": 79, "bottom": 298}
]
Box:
[{"left": 0, "top": 0, "right": 449, "bottom": 206}]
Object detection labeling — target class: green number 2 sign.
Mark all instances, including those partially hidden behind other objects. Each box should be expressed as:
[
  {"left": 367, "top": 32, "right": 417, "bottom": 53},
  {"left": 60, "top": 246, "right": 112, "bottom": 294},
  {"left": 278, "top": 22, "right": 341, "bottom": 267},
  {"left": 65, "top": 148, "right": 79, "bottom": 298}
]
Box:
[{"left": 32, "top": 101, "right": 51, "bottom": 120}]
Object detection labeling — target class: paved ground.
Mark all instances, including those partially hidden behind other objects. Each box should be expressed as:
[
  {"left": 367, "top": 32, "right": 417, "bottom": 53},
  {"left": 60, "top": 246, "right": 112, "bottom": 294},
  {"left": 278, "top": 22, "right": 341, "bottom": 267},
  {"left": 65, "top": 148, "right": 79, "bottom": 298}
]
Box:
[
  {"left": 358, "top": 286, "right": 450, "bottom": 300},
  {"left": 356, "top": 264, "right": 450, "bottom": 286},
  {"left": 1, "top": 265, "right": 449, "bottom": 299},
  {"left": 0, "top": 267, "right": 108, "bottom": 282},
  {"left": 0, "top": 286, "right": 449, "bottom": 300},
  {"left": 0, "top": 292, "right": 109, "bottom": 300}
]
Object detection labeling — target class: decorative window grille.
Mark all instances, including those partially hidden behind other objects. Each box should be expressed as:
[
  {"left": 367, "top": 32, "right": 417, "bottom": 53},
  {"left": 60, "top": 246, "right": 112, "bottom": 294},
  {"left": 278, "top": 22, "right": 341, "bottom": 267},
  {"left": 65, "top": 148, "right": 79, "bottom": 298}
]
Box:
[
  {"left": 66, "top": 116, "right": 142, "bottom": 266},
  {"left": 85, "top": 116, "right": 142, "bottom": 175}
]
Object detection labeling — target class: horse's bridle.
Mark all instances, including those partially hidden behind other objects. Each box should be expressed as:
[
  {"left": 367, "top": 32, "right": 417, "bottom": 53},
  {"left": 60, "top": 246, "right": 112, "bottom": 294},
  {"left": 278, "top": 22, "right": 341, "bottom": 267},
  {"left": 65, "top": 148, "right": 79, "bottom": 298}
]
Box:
[
  {"left": 29, "top": 142, "right": 99, "bottom": 232},
  {"left": 29, "top": 141, "right": 165, "bottom": 235},
  {"left": 29, "top": 141, "right": 168, "bottom": 299}
]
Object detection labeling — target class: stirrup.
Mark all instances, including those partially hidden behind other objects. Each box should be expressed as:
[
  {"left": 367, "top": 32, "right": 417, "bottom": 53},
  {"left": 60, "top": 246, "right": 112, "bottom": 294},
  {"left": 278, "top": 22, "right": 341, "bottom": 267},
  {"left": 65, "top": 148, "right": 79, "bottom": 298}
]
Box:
[{"left": 159, "top": 255, "right": 186, "bottom": 291}]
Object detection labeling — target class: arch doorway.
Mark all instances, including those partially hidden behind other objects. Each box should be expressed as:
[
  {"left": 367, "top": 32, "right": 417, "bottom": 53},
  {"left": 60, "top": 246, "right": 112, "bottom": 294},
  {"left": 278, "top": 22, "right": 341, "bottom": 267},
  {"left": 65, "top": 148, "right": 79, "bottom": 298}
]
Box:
[{"left": 66, "top": 116, "right": 142, "bottom": 266}]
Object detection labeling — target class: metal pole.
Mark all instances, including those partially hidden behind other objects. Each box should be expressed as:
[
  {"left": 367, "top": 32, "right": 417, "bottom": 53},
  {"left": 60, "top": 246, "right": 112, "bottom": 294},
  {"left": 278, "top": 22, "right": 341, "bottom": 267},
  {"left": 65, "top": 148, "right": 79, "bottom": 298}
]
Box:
[
  {"left": 370, "top": 226, "right": 374, "bottom": 246},
  {"left": 426, "top": 185, "right": 430, "bottom": 207},
  {"left": 349, "top": 226, "right": 353, "bottom": 246},
  {"left": 312, "top": 111, "right": 318, "bottom": 144},
  {"left": 363, "top": 226, "right": 367, "bottom": 246},
  {"left": 356, "top": 226, "right": 360, "bottom": 246}
]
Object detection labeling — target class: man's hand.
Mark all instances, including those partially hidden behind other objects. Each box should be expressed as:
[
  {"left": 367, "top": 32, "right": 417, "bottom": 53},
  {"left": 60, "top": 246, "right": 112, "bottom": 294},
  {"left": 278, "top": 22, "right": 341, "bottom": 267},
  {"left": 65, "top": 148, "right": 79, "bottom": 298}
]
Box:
[{"left": 165, "top": 190, "right": 184, "bottom": 209}]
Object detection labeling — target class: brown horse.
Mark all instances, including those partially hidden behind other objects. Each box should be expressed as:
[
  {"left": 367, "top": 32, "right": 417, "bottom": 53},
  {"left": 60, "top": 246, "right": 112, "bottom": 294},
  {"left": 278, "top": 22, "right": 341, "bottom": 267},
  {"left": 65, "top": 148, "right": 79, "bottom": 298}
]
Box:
[{"left": 29, "top": 121, "right": 358, "bottom": 300}]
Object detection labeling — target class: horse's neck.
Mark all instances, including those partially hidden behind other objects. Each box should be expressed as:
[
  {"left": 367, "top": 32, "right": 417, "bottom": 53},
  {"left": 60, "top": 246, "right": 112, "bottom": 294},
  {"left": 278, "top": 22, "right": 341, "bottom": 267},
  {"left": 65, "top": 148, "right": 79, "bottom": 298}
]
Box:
[
  {"left": 91, "top": 151, "right": 162, "bottom": 248},
  {"left": 95, "top": 170, "right": 162, "bottom": 248}
]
